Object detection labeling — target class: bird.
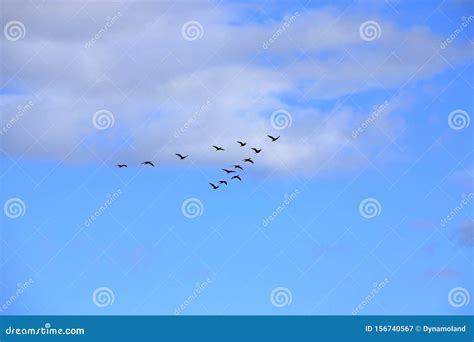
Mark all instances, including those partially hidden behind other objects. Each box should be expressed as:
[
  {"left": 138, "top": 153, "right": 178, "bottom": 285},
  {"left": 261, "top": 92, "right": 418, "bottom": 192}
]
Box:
[
  {"left": 209, "top": 182, "right": 219, "bottom": 189},
  {"left": 219, "top": 180, "right": 228, "bottom": 186},
  {"left": 142, "top": 161, "right": 155, "bottom": 167},
  {"left": 231, "top": 175, "right": 242, "bottom": 181},
  {"left": 233, "top": 165, "right": 243, "bottom": 170},
  {"left": 116, "top": 164, "right": 127, "bottom": 168},
  {"left": 237, "top": 141, "right": 247, "bottom": 147},
  {"left": 222, "top": 168, "right": 236, "bottom": 174},
  {"left": 267, "top": 135, "right": 280, "bottom": 142},
  {"left": 176, "top": 153, "right": 188, "bottom": 160},
  {"left": 251, "top": 148, "right": 262, "bottom": 154},
  {"left": 243, "top": 158, "right": 254, "bottom": 164},
  {"left": 212, "top": 145, "right": 225, "bottom": 151}
]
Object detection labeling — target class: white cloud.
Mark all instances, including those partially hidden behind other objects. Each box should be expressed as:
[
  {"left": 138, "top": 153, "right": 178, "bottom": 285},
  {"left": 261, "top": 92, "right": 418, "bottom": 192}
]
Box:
[{"left": 1, "top": 2, "right": 471, "bottom": 175}]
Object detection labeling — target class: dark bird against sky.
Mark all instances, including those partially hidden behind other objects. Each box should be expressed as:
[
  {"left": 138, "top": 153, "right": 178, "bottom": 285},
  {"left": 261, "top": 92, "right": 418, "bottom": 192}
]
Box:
[
  {"left": 267, "top": 135, "right": 280, "bottom": 142},
  {"left": 117, "top": 134, "right": 278, "bottom": 180},
  {"left": 209, "top": 182, "right": 219, "bottom": 189}
]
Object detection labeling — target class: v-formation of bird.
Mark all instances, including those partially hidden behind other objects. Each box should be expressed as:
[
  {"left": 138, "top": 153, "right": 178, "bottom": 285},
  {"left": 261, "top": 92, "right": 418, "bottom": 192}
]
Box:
[{"left": 116, "top": 135, "right": 280, "bottom": 189}]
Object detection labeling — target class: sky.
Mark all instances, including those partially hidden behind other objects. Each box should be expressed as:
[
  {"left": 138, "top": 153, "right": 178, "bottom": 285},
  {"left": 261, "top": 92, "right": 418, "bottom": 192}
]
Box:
[{"left": 0, "top": 0, "right": 473, "bottom": 315}]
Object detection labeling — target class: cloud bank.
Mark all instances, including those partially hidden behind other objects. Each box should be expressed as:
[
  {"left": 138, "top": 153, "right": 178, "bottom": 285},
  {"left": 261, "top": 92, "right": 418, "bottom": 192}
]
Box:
[{"left": 1, "top": 1, "right": 472, "bottom": 175}]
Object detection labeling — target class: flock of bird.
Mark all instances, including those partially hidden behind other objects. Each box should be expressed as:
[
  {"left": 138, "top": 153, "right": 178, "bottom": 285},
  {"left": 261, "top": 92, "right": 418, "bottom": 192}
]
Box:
[{"left": 116, "top": 135, "right": 280, "bottom": 189}]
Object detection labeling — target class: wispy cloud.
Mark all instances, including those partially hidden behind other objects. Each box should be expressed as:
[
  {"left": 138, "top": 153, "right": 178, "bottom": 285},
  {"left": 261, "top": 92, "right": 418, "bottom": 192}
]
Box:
[{"left": 1, "top": 2, "right": 472, "bottom": 175}]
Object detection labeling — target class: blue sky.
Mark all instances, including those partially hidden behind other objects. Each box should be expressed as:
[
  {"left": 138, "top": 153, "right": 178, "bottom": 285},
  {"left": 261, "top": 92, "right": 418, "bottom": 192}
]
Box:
[{"left": 0, "top": 0, "right": 473, "bottom": 315}]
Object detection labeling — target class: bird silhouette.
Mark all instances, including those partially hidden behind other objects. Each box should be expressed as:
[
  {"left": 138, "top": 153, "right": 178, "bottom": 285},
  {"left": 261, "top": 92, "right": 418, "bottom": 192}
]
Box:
[
  {"left": 209, "top": 182, "right": 219, "bottom": 189},
  {"left": 212, "top": 145, "right": 225, "bottom": 151},
  {"left": 116, "top": 164, "right": 127, "bottom": 168},
  {"left": 219, "top": 180, "right": 228, "bottom": 186},
  {"left": 142, "top": 161, "right": 155, "bottom": 167},
  {"left": 222, "top": 168, "right": 236, "bottom": 173},
  {"left": 251, "top": 148, "right": 262, "bottom": 154},
  {"left": 267, "top": 135, "right": 280, "bottom": 142},
  {"left": 176, "top": 153, "right": 188, "bottom": 160},
  {"left": 243, "top": 158, "right": 254, "bottom": 164},
  {"left": 231, "top": 175, "right": 242, "bottom": 181},
  {"left": 233, "top": 165, "right": 243, "bottom": 170},
  {"left": 237, "top": 141, "right": 247, "bottom": 147}
]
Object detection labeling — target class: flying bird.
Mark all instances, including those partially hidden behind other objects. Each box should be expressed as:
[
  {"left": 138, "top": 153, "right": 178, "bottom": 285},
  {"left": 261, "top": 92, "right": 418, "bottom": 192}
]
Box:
[
  {"left": 212, "top": 145, "right": 225, "bottom": 151},
  {"left": 219, "top": 180, "right": 228, "bottom": 186},
  {"left": 267, "top": 135, "right": 280, "bottom": 142},
  {"left": 222, "top": 168, "right": 236, "bottom": 174},
  {"left": 231, "top": 175, "right": 242, "bottom": 181},
  {"left": 237, "top": 141, "right": 247, "bottom": 147},
  {"left": 175, "top": 153, "right": 188, "bottom": 160},
  {"left": 233, "top": 165, "right": 243, "bottom": 170},
  {"left": 142, "top": 161, "right": 155, "bottom": 167},
  {"left": 116, "top": 164, "right": 127, "bottom": 168},
  {"left": 243, "top": 158, "right": 254, "bottom": 164},
  {"left": 209, "top": 182, "right": 219, "bottom": 189},
  {"left": 251, "top": 148, "right": 262, "bottom": 154}
]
